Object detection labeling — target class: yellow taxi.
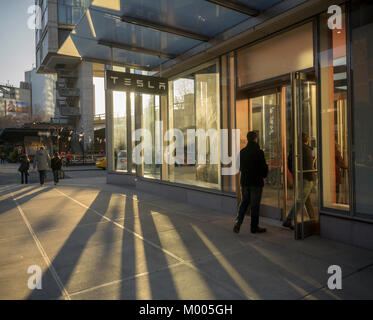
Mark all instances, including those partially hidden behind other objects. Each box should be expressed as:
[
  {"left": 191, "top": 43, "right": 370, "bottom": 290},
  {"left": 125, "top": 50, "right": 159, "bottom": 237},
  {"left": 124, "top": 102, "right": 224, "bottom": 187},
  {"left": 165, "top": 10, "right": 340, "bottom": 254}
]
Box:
[{"left": 96, "top": 157, "right": 106, "bottom": 169}]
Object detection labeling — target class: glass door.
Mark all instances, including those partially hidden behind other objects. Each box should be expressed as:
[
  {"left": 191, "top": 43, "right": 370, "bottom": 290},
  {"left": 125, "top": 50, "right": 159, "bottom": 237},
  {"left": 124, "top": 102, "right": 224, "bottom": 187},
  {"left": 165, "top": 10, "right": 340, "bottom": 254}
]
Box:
[
  {"left": 292, "top": 71, "right": 319, "bottom": 239},
  {"left": 250, "top": 91, "right": 283, "bottom": 220}
]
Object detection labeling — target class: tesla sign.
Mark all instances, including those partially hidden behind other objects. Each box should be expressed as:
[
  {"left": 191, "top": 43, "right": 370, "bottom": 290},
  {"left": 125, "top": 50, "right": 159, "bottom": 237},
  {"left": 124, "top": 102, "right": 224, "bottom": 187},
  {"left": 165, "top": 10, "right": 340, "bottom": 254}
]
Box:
[{"left": 105, "top": 70, "right": 168, "bottom": 95}]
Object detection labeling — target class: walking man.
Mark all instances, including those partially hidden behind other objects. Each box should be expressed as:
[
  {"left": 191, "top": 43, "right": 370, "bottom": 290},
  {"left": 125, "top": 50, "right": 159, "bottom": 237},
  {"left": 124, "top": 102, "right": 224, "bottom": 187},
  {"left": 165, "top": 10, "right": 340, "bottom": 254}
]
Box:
[
  {"left": 18, "top": 155, "right": 30, "bottom": 184},
  {"left": 33, "top": 146, "right": 51, "bottom": 186},
  {"left": 234, "top": 131, "right": 268, "bottom": 234},
  {"left": 51, "top": 152, "right": 62, "bottom": 185}
]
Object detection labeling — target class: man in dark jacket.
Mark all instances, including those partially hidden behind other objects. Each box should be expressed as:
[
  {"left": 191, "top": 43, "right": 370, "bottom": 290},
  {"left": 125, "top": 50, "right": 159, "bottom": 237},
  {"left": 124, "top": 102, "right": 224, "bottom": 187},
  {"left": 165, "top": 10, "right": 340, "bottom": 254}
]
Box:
[
  {"left": 51, "top": 152, "right": 62, "bottom": 185},
  {"left": 18, "top": 155, "right": 30, "bottom": 184},
  {"left": 234, "top": 131, "right": 268, "bottom": 234},
  {"left": 283, "top": 132, "right": 315, "bottom": 230}
]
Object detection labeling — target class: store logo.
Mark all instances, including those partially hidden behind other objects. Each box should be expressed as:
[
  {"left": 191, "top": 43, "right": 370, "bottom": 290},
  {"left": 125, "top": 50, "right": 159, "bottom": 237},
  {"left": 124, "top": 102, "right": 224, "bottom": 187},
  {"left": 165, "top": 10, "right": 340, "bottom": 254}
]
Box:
[
  {"left": 27, "top": 5, "right": 42, "bottom": 30},
  {"left": 327, "top": 265, "right": 342, "bottom": 290},
  {"left": 327, "top": 5, "right": 342, "bottom": 30},
  {"left": 132, "top": 125, "right": 241, "bottom": 176},
  {"left": 106, "top": 71, "right": 168, "bottom": 96},
  {"left": 27, "top": 265, "right": 42, "bottom": 290}
]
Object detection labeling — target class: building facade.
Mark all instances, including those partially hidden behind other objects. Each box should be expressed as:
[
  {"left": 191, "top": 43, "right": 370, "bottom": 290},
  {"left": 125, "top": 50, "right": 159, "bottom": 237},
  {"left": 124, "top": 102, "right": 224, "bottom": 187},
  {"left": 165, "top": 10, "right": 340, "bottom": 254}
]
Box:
[
  {"left": 57, "top": 0, "right": 373, "bottom": 250},
  {"left": 35, "top": 0, "right": 94, "bottom": 149}
]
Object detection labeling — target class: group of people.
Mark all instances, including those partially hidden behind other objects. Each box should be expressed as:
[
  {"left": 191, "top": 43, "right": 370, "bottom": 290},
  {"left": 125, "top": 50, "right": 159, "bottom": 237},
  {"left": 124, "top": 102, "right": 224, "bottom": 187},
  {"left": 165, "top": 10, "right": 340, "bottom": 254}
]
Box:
[{"left": 18, "top": 147, "right": 63, "bottom": 186}]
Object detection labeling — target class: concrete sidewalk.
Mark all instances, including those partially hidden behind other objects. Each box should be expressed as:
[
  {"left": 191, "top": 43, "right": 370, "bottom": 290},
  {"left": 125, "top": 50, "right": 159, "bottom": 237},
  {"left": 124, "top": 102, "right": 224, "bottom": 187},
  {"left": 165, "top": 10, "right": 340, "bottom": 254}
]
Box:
[{"left": 0, "top": 174, "right": 372, "bottom": 300}]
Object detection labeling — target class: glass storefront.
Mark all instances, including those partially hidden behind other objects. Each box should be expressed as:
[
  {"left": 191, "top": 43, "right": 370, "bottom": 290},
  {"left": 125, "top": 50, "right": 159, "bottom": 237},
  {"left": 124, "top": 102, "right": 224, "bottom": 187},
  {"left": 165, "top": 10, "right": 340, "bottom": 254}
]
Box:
[
  {"left": 104, "top": 3, "right": 373, "bottom": 235},
  {"left": 351, "top": 0, "right": 373, "bottom": 220}
]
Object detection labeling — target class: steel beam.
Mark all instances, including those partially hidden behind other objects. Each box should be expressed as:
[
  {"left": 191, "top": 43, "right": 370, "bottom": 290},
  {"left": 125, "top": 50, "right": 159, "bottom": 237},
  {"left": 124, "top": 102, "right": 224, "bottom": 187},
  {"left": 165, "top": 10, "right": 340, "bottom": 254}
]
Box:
[
  {"left": 98, "top": 40, "right": 176, "bottom": 59},
  {"left": 121, "top": 15, "right": 210, "bottom": 42},
  {"left": 205, "top": 0, "right": 259, "bottom": 16}
]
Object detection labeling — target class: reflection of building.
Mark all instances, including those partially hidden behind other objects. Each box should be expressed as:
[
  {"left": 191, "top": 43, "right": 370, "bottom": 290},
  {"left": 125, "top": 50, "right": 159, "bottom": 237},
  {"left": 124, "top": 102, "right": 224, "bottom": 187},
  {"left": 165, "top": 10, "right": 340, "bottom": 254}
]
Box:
[
  {"left": 25, "top": 68, "right": 57, "bottom": 123},
  {"left": 35, "top": 0, "right": 94, "bottom": 150},
  {"left": 55, "top": 0, "right": 373, "bottom": 250}
]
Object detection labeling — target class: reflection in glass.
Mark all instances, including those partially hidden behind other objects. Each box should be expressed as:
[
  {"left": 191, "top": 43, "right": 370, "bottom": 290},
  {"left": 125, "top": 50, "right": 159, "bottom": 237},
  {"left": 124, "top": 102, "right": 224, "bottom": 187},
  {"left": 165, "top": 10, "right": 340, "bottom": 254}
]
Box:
[
  {"left": 320, "top": 8, "right": 350, "bottom": 211},
  {"left": 250, "top": 94, "right": 282, "bottom": 215},
  {"left": 351, "top": 0, "right": 373, "bottom": 219},
  {"left": 168, "top": 63, "right": 220, "bottom": 189},
  {"left": 142, "top": 94, "right": 161, "bottom": 179},
  {"left": 113, "top": 91, "right": 127, "bottom": 172}
]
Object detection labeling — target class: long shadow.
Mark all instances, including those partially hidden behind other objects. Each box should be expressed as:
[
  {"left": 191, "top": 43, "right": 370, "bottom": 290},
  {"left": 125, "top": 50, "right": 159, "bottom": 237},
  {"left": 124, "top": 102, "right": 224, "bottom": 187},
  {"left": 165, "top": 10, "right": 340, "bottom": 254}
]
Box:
[
  {"left": 137, "top": 197, "right": 321, "bottom": 300},
  {"left": 139, "top": 202, "right": 249, "bottom": 299},
  {"left": 129, "top": 196, "right": 180, "bottom": 299},
  {"left": 27, "top": 189, "right": 112, "bottom": 300},
  {"left": 119, "top": 195, "right": 137, "bottom": 299}
]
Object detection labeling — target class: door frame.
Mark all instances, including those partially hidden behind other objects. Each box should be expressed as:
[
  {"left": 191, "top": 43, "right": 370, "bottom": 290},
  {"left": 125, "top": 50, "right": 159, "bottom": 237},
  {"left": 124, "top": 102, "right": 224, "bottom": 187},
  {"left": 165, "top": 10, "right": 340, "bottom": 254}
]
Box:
[{"left": 291, "top": 69, "right": 320, "bottom": 240}]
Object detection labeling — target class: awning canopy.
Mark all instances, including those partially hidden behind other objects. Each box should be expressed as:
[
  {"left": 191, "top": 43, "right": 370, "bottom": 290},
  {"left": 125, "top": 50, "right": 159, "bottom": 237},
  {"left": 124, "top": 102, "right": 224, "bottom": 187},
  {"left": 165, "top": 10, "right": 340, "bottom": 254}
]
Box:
[{"left": 58, "top": 0, "right": 284, "bottom": 70}]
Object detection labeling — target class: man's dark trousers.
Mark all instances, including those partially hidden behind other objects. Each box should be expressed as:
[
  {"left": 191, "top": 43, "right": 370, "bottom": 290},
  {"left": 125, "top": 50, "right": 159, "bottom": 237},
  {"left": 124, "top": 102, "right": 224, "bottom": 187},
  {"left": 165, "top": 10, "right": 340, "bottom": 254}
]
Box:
[
  {"left": 39, "top": 170, "right": 46, "bottom": 185},
  {"left": 235, "top": 185, "right": 263, "bottom": 230}
]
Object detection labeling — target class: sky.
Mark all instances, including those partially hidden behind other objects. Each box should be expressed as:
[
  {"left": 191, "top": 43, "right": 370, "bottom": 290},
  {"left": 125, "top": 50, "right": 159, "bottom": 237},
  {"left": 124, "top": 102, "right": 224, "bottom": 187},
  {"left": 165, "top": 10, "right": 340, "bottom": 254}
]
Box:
[{"left": 0, "top": 0, "right": 35, "bottom": 87}]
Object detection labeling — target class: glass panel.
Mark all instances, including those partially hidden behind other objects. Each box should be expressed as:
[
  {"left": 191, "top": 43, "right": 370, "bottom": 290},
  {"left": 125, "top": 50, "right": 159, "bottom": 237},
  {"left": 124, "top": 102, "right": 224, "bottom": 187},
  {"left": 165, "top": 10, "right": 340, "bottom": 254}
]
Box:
[
  {"left": 168, "top": 62, "right": 220, "bottom": 189},
  {"left": 292, "top": 72, "right": 319, "bottom": 239},
  {"left": 320, "top": 7, "right": 350, "bottom": 211},
  {"left": 113, "top": 91, "right": 127, "bottom": 172},
  {"left": 351, "top": 0, "right": 373, "bottom": 219},
  {"left": 142, "top": 94, "right": 161, "bottom": 179},
  {"left": 250, "top": 93, "right": 282, "bottom": 218}
]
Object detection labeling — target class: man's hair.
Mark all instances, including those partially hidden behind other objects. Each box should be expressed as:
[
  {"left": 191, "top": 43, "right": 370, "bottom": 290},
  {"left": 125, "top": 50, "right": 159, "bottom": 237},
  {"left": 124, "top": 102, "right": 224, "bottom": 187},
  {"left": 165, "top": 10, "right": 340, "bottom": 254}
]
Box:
[
  {"left": 40, "top": 146, "right": 44, "bottom": 150},
  {"left": 247, "top": 131, "right": 258, "bottom": 143}
]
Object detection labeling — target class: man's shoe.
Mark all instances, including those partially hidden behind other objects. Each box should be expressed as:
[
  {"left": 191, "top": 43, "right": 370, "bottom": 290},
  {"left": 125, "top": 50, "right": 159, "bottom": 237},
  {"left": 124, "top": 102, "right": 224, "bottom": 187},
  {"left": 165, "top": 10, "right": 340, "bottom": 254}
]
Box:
[
  {"left": 282, "top": 220, "right": 294, "bottom": 230},
  {"left": 233, "top": 224, "right": 240, "bottom": 234},
  {"left": 251, "top": 227, "right": 266, "bottom": 234}
]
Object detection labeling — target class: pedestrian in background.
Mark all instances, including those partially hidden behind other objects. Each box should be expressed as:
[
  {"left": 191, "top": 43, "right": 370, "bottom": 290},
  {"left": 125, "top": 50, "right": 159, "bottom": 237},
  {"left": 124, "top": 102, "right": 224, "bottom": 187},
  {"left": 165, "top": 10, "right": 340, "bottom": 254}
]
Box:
[
  {"left": 66, "top": 151, "right": 72, "bottom": 167},
  {"left": 33, "top": 146, "right": 51, "bottom": 186},
  {"left": 0, "top": 151, "right": 6, "bottom": 164},
  {"left": 51, "top": 152, "right": 62, "bottom": 185},
  {"left": 18, "top": 154, "right": 30, "bottom": 184}
]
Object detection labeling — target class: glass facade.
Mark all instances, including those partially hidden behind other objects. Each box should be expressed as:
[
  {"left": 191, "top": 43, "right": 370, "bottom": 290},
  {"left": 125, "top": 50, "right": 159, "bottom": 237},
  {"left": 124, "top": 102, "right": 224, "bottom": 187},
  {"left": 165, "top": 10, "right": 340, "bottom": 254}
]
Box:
[
  {"left": 58, "top": 0, "right": 91, "bottom": 25},
  {"left": 113, "top": 91, "right": 127, "bottom": 172},
  {"left": 351, "top": 0, "right": 373, "bottom": 219},
  {"left": 104, "top": 3, "right": 373, "bottom": 229},
  {"left": 319, "top": 6, "right": 350, "bottom": 212},
  {"left": 168, "top": 62, "right": 221, "bottom": 189}
]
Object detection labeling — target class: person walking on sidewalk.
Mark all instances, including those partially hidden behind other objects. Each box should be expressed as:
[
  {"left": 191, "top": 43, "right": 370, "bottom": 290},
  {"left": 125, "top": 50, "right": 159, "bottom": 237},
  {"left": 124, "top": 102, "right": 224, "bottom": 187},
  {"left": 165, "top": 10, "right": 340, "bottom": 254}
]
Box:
[
  {"left": 234, "top": 131, "right": 268, "bottom": 234},
  {"left": 51, "top": 152, "right": 62, "bottom": 185},
  {"left": 18, "top": 155, "right": 30, "bottom": 184},
  {"left": 33, "top": 146, "right": 51, "bottom": 186}
]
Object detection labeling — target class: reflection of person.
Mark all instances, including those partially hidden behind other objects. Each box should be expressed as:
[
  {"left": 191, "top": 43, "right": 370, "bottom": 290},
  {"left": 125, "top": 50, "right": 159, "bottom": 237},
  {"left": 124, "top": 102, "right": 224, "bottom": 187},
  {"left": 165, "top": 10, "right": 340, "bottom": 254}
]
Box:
[
  {"left": 18, "top": 155, "right": 30, "bottom": 184},
  {"left": 114, "top": 149, "right": 118, "bottom": 170},
  {"left": 233, "top": 131, "right": 268, "bottom": 234},
  {"left": 335, "top": 143, "right": 347, "bottom": 202},
  {"left": 66, "top": 151, "right": 72, "bottom": 167},
  {"left": 283, "top": 133, "right": 315, "bottom": 230},
  {"left": 33, "top": 146, "right": 51, "bottom": 186}
]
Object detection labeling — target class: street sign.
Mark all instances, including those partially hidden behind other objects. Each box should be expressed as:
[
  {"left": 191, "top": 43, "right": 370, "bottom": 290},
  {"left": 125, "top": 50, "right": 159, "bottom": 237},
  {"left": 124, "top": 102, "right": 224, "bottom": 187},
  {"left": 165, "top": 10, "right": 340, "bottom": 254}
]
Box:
[{"left": 105, "top": 70, "right": 168, "bottom": 95}]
